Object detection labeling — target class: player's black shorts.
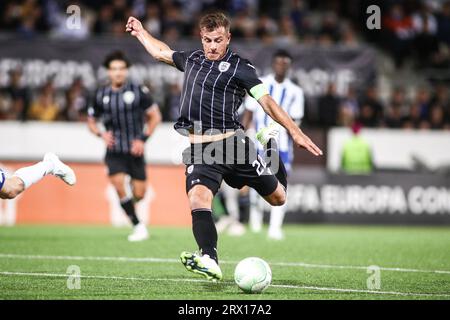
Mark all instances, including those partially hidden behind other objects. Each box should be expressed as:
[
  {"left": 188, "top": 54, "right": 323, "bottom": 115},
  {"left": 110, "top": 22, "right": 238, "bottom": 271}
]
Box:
[
  {"left": 183, "top": 130, "right": 279, "bottom": 196},
  {"left": 104, "top": 152, "right": 146, "bottom": 181}
]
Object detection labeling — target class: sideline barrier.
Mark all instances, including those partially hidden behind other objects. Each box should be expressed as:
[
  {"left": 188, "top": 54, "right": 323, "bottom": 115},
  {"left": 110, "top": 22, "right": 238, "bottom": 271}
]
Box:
[
  {"left": 284, "top": 168, "right": 450, "bottom": 225},
  {"left": 0, "top": 162, "right": 190, "bottom": 226}
]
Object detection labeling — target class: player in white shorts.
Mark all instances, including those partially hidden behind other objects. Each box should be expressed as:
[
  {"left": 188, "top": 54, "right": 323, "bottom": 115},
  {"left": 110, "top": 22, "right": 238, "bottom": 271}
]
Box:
[
  {"left": 242, "top": 49, "right": 304, "bottom": 240},
  {"left": 0, "top": 153, "right": 76, "bottom": 200}
]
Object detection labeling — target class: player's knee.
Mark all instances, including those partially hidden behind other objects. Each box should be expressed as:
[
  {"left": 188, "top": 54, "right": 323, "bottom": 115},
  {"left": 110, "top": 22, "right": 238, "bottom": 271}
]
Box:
[
  {"left": 3, "top": 183, "right": 23, "bottom": 199},
  {"left": 133, "top": 191, "right": 145, "bottom": 202},
  {"left": 268, "top": 191, "right": 286, "bottom": 206},
  {"left": 188, "top": 187, "right": 212, "bottom": 210}
]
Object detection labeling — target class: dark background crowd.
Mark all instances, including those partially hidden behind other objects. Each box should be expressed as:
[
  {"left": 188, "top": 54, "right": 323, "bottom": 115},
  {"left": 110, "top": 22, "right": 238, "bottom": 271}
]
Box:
[{"left": 0, "top": 0, "right": 449, "bottom": 130}]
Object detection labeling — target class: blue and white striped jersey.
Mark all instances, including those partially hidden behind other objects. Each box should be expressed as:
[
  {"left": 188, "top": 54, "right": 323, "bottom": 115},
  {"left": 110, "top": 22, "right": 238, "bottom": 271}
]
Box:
[
  {"left": 0, "top": 169, "right": 5, "bottom": 191},
  {"left": 244, "top": 74, "right": 304, "bottom": 171}
]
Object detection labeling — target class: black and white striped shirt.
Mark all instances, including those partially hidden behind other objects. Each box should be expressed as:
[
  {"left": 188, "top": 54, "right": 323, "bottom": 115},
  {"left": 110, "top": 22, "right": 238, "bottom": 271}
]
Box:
[
  {"left": 88, "top": 82, "right": 154, "bottom": 154},
  {"left": 172, "top": 48, "right": 262, "bottom": 135}
]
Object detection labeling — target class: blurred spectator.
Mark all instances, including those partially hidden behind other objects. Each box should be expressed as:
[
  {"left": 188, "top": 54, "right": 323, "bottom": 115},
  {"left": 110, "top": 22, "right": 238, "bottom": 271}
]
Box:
[
  {"left": 403, "top": 103, "right": 426, "bottom": 129},
  {"left": 144, "top": 3, "right": 162, "bottom": 38},
  {"left": 232, "top": 9, "right": 255, "bottom": 38},
  {"left": 3, "top": 68, "right": 30, "bottom": 121},
  {"left": 412, "top": 2, "right": 439, "bottom": 68},
  {"left": 437, "top": 1, "right": 450, "bottom": 46},
  {"left": 258, "top": 0, "right": 281, "bottom": 20},
  {"left": 385, "top": 86, "right": 409, "bottom": 128},
  {"left": 1, "top": 1, "right": 22, "bottom": 31},
  {"left": 112, "top": 0, "right": 129, "bottom": 21},
  {"left": 340, "top": 122, "right": 374, "bottom": 174},
  {"left": 255, "top": 14, "right": 278, "bottom": 38},
  {"left": 28, "top": 79, "right": 60, "bottom": 121},
  {"left": 383, "top": 4, "right": 414, "bottom": 68},
  {"left": 428, "top": 104, "right": 448, "bottom": 129},
  {"left": 430, "top": 83, "right": 450, "bottom": 109},
  {"left": 339, "top": 86, "right": 359, "bottom": 126},
  {"left": 275, "top": 15, "right": 297, "bottom": 46},
  {"left": 60, "top": 77, "right": 88, "bottom": 122},
  {"left": 162, "top": 2, "right": 185, "bottom": 39},
  {"left": 357, "top": 86, "right": 384, "bottom": 127},
  {"left": 317, "top": 83, "right": 340, "bottom": 127},
  {"left": 413, "top": 86, "right": 432, "bottom": 120},
  {"left": 402, "top": 86, "right": 432, "bottom": 129},
  {"left": 289, "top": 0, "right": 308, "bottom": 34},
  {"left": 94, "top": 5, "right": 114, "bottom": 34},
  {"left": 340, "top": 24, "right": 359, "bottom": 48},
  {"left": 17, "top": 0, "right": 48, "bottom": 38},
  {"left": 318, "top": 12, "right": 340, "bottom": 43},
  {"left": 107, "top": 0, "right": 132, "bottom": 38},
  {"left": 131, "top": 0, "right": 147, "bottom": 19}
]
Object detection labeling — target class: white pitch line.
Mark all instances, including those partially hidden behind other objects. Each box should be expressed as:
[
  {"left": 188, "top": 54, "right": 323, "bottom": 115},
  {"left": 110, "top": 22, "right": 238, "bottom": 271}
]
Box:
[
  {"left": 0, "top": 253, "right": 449, "bottom": 275},
  {"left": 1, "top": 271, "right": 449, "bottom": 298}
]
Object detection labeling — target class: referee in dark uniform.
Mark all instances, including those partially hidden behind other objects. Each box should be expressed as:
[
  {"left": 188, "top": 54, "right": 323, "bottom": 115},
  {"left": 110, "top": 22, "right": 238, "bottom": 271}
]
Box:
[
  {"left": 87, "top": 51, "right": 162, "bottom": 242},
  {"left": 126, "top": 12, "right": 322, "bottom": 279}
]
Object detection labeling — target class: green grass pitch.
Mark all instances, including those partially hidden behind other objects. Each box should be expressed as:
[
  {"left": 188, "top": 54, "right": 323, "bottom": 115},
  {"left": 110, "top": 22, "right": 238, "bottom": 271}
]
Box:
[{"left": 0, "top": 224, "right": 449, "bottom": 300}]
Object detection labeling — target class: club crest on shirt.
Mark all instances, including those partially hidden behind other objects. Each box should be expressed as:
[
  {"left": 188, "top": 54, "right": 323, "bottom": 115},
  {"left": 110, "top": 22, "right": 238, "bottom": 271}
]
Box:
[
  {"left": 123, "top": 91, "right": 135, "bottom": 104},
  {"left": 218, "top": 61, "right": 230, "bottom": 72},
  {"left": 102, "top": 96, "right": 110, "bottom": 105}
]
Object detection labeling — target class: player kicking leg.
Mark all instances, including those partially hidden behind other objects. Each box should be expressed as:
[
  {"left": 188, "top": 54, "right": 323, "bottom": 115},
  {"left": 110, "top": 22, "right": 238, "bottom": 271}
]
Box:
[
  {"left": 256, "top": 122, "right": 289, "bottom": 240},
  {"left": 0, "top": 152, "right": 76, "bottom": 200},
  {"left": 179, "top": 131, "right": 288, "bottom": 282}
]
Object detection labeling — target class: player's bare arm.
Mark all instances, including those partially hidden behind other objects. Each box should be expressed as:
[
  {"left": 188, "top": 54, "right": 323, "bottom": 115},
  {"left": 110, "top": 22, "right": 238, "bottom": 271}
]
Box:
[
  {"left": 87, "top": 116, "right": 115, "bottom": 149},
  {"left": 131, "top": 104, "right": 162, "bottom": 156},
  {"left": 144, "top": 103, "right": 162, "bottom": 137},
  {"left": 257, "top": 94, "right": 323, "bottom": 156},
  {"left": 126, "top": 16, "right": 175, "bottom": 66}
]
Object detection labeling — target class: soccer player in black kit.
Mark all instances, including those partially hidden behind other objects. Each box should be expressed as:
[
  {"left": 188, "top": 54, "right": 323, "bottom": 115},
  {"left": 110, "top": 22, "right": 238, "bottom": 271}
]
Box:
[
  {"left": 87, "top": 51, "right": 162, "bottom": 242},
  {"left": 126, "top": 13, "right": 322, "bottom": 280}
]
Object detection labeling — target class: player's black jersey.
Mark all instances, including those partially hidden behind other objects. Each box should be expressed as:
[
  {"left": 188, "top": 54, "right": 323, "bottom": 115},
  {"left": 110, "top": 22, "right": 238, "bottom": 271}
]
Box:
[
  {"left": 88, "top": 82, "right": 154, "bottom": 154},
  {"left": 172, "top": 48, "right": 262, "bottom": 135}
]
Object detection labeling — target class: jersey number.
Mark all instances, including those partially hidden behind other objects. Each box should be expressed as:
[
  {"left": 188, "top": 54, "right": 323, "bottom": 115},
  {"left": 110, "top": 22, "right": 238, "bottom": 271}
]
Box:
[{"left": 252, "top": 155, "right": 267, "bottom": 176}]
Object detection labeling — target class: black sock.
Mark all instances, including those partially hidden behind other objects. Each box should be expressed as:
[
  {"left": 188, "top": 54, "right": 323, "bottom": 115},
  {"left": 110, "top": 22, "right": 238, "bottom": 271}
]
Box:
[
  {"left": 120, "top": 198, "right": 139, "bottom": 226},
  {"left": 191, "top": 209, "right": 218, "bottom": 263},
  {"left": 266, "top": 139, "right": 287, "bottom": 190}
]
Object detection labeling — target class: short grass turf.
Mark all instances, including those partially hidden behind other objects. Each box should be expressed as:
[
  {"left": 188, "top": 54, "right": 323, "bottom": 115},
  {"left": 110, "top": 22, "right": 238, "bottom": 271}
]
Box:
[{"left": 0, "top": 224, "right": 449, "bottom": 300}]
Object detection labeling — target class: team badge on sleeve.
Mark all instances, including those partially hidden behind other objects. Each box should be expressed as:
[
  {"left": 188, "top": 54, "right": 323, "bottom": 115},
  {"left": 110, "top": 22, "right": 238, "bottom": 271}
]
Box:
[{"left": 218, "top": 61, "right": 230, "bottom": 72}]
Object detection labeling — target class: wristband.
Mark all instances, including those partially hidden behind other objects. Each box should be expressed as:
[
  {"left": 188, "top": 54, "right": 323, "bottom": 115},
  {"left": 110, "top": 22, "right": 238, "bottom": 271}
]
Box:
[{"left": 138, "top": 133, "right": 150, "bottom": 142}]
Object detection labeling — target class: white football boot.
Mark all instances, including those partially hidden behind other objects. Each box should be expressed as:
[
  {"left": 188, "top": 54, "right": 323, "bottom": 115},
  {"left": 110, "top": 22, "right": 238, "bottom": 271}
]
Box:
[
  {"left": 128, "top": 222, "right": 149, "bottom": 242},
  {"left": 180, "top": 251, "right": 223, "bottom": 281},
  {"left": 227, "top": 220, "right": 246, "bottom": 237},
  {"left": 215, "top": 216, "right": 234, "bottom": 234},
  {"left": 43, "top": 152, "right": 76, "bottom": 186},
  {"left": 256, "top": 122, "right": 280, "bottom": 146},
  {"left": 268, "top": 228, "right": 285, "bottom": 241}
]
